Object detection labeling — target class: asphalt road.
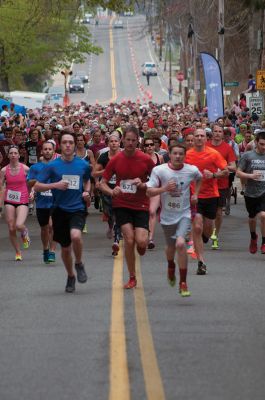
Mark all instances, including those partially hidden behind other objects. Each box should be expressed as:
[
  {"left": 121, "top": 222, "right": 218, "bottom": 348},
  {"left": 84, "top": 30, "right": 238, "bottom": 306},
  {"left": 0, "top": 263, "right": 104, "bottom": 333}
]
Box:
[
  {"left": 1, "top": 193, "right": 265, "bottom": 400},
  {"left": 70, "top": 15, "right": 169, "bottom": 105}
]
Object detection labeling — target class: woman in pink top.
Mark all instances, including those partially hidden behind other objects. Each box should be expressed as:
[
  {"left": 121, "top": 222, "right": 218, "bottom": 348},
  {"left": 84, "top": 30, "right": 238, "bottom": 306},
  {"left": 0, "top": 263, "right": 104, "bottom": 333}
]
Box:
[{"left": 0, "top": 145, "right": 30, "bottom": 261}]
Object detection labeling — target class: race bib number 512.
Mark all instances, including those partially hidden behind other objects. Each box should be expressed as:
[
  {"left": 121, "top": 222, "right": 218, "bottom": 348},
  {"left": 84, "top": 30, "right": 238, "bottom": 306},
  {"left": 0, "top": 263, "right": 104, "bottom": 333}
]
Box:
[{"left": 62, "top": 175, "right": 80, "bottom": 190}]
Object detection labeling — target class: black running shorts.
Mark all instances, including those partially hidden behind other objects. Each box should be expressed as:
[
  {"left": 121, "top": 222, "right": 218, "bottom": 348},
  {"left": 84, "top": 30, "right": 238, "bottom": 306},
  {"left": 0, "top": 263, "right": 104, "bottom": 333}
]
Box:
[
  {"left": 114, "top": 207, "right": 149, "bottom": 230},
  {"left": 196, "top": 197, "right": 219, "bottom": 220},
  {"left": 244, "top": 194, "right": 265, "bottom": 218},
  {"left": 52, "top": 208, "right": 87, "bottom": 247}
]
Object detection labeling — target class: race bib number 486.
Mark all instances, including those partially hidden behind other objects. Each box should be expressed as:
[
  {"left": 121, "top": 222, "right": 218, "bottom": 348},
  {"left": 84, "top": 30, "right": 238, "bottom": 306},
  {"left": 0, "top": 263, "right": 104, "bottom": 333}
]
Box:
[
  {"left": 165, "top": 194, "right": 183, "bottom": 211},
  {"left": 62, "top": 175, "right": 80, "bottom": 190},
  {"left": 120, "top": 179, "right": 137, "bottom": 194}
]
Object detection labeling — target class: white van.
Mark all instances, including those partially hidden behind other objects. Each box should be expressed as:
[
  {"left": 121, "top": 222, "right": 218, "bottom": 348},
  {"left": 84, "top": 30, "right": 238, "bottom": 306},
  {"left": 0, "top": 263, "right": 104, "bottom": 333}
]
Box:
[{"left": 9, "top": 91, "right": 49, "bottom": 109}]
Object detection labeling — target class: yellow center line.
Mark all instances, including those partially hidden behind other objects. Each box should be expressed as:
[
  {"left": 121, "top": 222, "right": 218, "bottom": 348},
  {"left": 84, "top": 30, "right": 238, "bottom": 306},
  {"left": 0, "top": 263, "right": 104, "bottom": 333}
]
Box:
[
  {"left": 109, "top": 242, "right": 130, "bottom": 400},
  {"left": 134, "top": 252, "right": 166, "bottom": 400},
  {"left": 109, "top": 17, "right": 117, "bottom": 103}
]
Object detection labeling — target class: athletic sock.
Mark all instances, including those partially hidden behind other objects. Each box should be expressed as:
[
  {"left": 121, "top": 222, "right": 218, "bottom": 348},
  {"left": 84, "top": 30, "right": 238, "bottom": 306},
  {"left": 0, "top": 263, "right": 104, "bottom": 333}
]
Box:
[
  {"left": 179, "top": 268, "right": 187, "bottom": 283},
  {"left": 167, "top": 260, "right": 175, "bottom": 269},
  {"left": 250, "top": 232, "right": 257, "bottom": 240}
]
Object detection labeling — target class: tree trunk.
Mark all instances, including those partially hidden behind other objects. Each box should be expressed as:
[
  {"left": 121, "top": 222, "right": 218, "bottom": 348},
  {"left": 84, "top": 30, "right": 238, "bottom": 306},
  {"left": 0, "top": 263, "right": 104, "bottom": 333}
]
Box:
[{"left": 0, "top": 43, "right": 9, "bottom": 92}]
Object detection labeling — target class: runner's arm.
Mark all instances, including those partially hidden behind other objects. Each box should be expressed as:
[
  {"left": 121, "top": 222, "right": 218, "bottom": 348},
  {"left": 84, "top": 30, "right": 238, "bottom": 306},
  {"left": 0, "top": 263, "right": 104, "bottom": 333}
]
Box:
[
  {"left": 99, "top": 177, "right": 115, "bottom": 196},
  {"left": 92, "top": 162, "right": 104, "bottom": 178},
  {"left": 34, "top": 180, "right": 69, "bottom": 192},
  {"left": 0, "top": 168, "right": 6, "bottom": 207},
  {"left": 236, "top": 167, "right": 261, "bottom": 180}
]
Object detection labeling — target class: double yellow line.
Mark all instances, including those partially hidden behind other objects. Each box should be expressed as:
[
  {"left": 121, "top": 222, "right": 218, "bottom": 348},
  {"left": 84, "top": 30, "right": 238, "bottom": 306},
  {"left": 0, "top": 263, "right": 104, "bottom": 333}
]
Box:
[
  {"left": 109, "top": 244, "right": 165, "bottom": 399},
  {"left": 109, "top": 17, "right": 117, "bottom": 102}
]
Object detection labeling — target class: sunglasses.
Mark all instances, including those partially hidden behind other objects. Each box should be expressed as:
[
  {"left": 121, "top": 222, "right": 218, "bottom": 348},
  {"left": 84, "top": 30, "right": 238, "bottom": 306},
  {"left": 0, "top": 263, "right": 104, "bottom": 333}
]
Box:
[{"left": 144, "top": 143, "right": 154, "bottom": 147}]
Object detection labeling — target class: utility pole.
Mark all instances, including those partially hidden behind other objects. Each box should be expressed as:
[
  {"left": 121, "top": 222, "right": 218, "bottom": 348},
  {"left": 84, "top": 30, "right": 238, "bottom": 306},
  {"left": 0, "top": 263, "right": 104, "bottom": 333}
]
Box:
[
  {"left": 169, "top": 37, "right": 173, "bottom": 101},
  {"left": 218, "top": 0, "right": 225, "bottom": 85}
]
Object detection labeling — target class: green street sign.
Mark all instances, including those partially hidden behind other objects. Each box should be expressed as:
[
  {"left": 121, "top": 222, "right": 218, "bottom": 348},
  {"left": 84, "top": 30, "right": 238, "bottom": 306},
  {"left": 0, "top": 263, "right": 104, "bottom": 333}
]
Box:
[{"left": 224, "top": 82, "right": 239, "bottom": 87}]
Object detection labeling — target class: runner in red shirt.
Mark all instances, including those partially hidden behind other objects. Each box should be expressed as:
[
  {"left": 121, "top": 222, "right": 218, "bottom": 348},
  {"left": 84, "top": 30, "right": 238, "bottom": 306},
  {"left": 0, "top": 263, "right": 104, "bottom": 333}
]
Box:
[
  {"left": 185, "top": 128, "right": 228, "bottom": 275},
  {"left": 207, "top": 125, "right": 236, "bottom": 249},
  {"left": 100, "top": 126, "right": 155, "bottom": 289}
]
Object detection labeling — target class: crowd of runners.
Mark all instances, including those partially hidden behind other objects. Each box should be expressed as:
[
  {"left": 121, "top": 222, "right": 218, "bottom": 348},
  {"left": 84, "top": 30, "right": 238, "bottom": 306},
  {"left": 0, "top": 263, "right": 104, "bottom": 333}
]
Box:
[{"left": 0, "top": 99, "right": 265, "bottom": 295}]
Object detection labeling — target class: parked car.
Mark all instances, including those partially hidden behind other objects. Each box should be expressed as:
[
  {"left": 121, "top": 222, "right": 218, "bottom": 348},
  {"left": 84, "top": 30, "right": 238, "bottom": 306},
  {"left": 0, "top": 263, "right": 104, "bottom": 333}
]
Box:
[
  {"left": 75, "top": 71, "right": 89, "bottom": 83},
  {"left": 114, "top": 20, "right": 123, "bottom": 29},
  {"left": 83, "top": 17, "right": 90, "bottom": 24},
  {"left": 124, "top": 11, "right": 134, "bottom": 16},
  {"left": 69, "top": 77, "right": 84, "bottom": 93},
  {"left": 142, "top": 62, "right": 158, "bottom": 76}
]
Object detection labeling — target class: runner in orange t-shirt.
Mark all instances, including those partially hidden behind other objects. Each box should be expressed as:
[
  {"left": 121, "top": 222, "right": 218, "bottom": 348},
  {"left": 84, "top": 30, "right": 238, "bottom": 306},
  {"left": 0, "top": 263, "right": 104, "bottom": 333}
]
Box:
[
  {"left": 207, "top": 125, "right": 236, "bottom": 249},
  {"left": 185, "top": 128, "right": 228, "bottom": 275}
]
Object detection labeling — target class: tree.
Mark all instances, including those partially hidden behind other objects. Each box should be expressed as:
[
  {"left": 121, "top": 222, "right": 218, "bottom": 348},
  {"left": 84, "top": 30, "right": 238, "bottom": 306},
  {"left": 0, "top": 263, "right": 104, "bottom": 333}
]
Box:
[{"left": 0, "top": 0, "right": 133, "bottom": 91}]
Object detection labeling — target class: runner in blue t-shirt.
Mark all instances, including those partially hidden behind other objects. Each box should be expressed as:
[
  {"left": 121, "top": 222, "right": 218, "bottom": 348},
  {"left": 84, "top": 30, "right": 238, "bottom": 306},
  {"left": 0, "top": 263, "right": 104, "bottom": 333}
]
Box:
[
  {"left": 28, "top": 141, "right": 57, "bottom": 264},
  {"left": 34, "top": 132, "right": 91, "bottom": 293}
]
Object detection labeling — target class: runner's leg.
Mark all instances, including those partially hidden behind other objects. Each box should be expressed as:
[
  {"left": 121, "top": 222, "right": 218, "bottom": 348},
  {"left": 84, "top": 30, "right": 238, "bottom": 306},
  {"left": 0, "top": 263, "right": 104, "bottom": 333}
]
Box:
[
  {"left": 15, "top": 205, "right": 29, "bottom": 232},
  {"left": 135, "top": 227, "right": 149, "bottom": 256},
  {"left": 61, "top": 245, "right": 74, "bottom": 276},
  {"left": 148, "top": 195, "right": 160, "bottom": 247},
  {"left": 5, "top": 205, "right": 20, "bottom": 253},
  {"left": 192, "top": 214, "right": 204, "bottom": 262},
  {"left": 121, "top": 223, "right": 136, "bottom": 276},
  {"left": 70, "top": 228, "right": 83, "bottom": 264}
]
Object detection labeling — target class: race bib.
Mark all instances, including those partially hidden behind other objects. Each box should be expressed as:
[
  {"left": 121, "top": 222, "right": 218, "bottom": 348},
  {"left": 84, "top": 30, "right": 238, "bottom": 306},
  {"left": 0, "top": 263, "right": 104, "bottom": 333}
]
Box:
[
  {"left": 165, "top": 194, "right": 183, "bottom": 211},
  {"left": 29, "top": 155, "right": 37, "bottom": 164},
  {"left": 120, "top": 179, "right": 137, "bottom": 194},
  {"left": 40, "top": 190, "right": 52, "bottom": 197},
  {"left": 62, "top": 175, "right": 80, "bottom": 190},
  {"left": 109, "top": 174, "right": 116, "bottom": 185},
  {"left": 253, "top": 170, "right": 265, "bottom": 181},
  {"left": 7, "top": 189, "right": 21, "bottom": 203}
]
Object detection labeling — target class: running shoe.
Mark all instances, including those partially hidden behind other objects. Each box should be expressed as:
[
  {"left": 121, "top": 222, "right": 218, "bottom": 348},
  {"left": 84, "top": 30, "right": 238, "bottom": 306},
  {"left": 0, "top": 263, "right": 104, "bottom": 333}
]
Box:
[
  {"left": 65, "top": 275, "right": 76, "bottom": 293},
  {"left": 167, "top": 266, "right": 176, "bottom": 287},
  {"left": 48, "top": 251, "right": 56, "bottom": 263},
  {"left": 43, "top": 249, "right": 50, "bottom": 264},
  {"left": 210, "top": 229, "right": 217, "bottom": 241},
  {"left": 261, "top": 244, "right": 265, "bottom": 254},
  {"left": 112, "top": 241, "right": 120, "bottom": 255},
  {"left": 15, "top": 252, "right": 22, "bottom": 261},
  {"left": 21, "top": 228, "right": 30, "bottom": 249},
  {"left": 179, "top": 282, "right": 191, "bottom": 297},
  {"left": 197, "top": 261, "right": 207, "bottom": 275},
  {"left": 124, "top": 276, "right": 137, "bottom": 289},
  {"left": 249, "top": 236, "right": 258, "bottom": 254},
  {"left": 211, "top": 237, "right": 219, "bottom": 250},
  {"left": 75, "top": 262, "right": 87, "bottom": 283},
  {"left": 82, "top": 224, "right": 88, "bottom": 234},
  {"left": 148, "top": 240, "right": 155, "bottom": 250}
]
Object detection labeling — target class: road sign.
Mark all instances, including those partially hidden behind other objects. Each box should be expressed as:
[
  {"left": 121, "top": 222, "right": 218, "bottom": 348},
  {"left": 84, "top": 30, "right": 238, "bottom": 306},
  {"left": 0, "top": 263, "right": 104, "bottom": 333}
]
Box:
[
  {"left": 249, "top": 96, "right": 264, "bottom": 115},
  {"left": 224, "top": 82, "right": 239, "bottom": 87},
  {"left": 256, "top": 70, "right": 265, "bottom": 90},
  {"left": 176, "top": 71, "right": 184, "bottom": 82}
]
